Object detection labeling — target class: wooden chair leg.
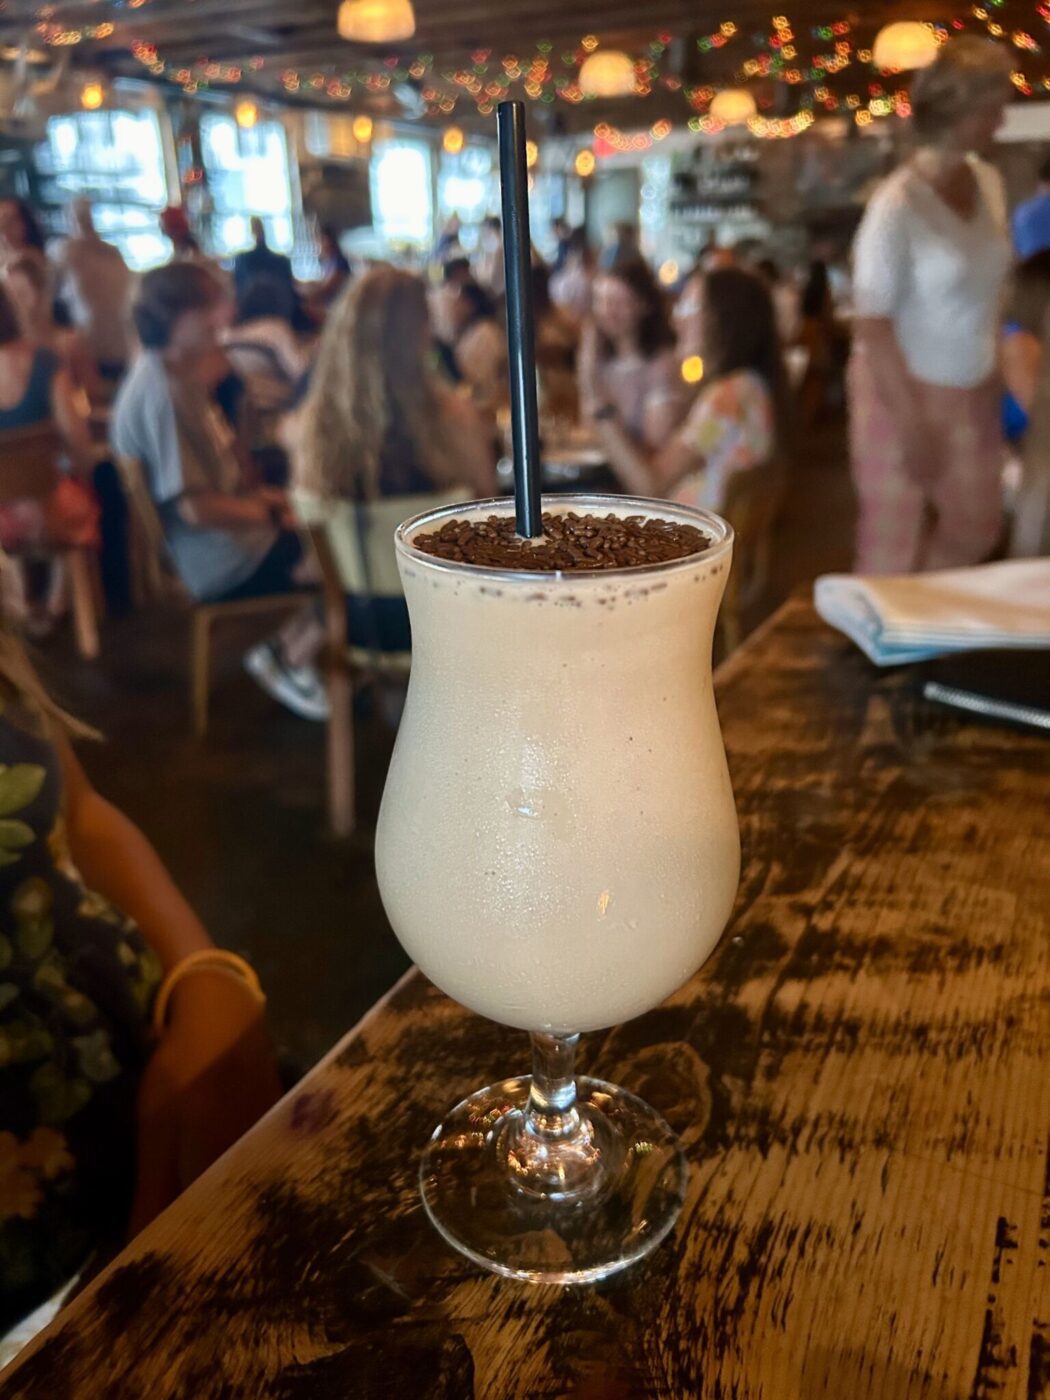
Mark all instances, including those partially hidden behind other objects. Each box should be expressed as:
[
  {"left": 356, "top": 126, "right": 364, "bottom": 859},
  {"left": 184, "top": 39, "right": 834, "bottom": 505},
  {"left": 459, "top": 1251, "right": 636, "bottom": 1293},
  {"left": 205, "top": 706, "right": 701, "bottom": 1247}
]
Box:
[
  {"left": 128, "top": 523, "right": 147, "bottom": 609},
  {"left": 89, "top": 553, "right": 106, "bottom": 617},
  {"left": 190, "top": 610, "right": 211, "bottom": 738},
  {"left": 68, "top": 550, "right": 100, "bottom": 660},
  {"left": 327, "top": 653, "right": 355, "bottom": 837}
]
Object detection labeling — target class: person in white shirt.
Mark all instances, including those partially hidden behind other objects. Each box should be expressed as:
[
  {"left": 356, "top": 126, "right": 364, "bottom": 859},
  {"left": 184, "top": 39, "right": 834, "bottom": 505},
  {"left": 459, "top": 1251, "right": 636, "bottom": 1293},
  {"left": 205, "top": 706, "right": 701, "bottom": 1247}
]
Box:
[{"left": 849, "top": 37, "right": 1013, "bottom": 574}]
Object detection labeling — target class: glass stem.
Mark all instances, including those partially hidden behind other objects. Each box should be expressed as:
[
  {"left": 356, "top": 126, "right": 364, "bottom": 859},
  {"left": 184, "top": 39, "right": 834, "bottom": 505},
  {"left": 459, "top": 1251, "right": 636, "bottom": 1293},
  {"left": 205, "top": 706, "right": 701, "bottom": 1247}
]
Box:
[
  {"left": 501, "top": 1032, "right": 613, "bottom": 1200},
  {"left": 524, "top": 1032, "right": 582, "bottom": 1144}
]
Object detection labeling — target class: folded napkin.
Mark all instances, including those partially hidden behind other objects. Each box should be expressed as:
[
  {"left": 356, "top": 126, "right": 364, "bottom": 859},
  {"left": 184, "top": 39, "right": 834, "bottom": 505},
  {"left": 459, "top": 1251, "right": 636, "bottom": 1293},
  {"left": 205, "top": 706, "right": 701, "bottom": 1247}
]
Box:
[{"left": 813, "top": 560, "right": 1050, "bottom": 666}]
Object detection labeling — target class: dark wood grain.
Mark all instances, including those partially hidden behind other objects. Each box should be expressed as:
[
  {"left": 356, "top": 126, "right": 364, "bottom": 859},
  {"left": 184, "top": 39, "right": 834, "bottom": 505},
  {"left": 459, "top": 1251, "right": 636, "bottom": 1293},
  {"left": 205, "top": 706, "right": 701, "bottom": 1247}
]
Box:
[{"left": 3, "top": 599, "right": 1049, "bottom": 1400}]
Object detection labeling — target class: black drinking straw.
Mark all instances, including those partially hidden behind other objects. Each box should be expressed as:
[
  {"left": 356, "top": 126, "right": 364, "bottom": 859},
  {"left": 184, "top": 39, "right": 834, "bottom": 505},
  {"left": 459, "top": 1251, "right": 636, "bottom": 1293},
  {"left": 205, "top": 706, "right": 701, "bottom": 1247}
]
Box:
[{"left": 497, "top": 101, "right": 543, "bottom": 540}]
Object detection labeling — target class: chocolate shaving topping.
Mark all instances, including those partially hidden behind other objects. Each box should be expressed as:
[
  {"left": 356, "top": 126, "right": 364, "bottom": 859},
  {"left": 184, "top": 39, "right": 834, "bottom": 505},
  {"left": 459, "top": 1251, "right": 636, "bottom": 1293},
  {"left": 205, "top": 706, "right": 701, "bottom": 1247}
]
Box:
[{"left": 411, "top": 512, "right": 712, "bottom": 572}]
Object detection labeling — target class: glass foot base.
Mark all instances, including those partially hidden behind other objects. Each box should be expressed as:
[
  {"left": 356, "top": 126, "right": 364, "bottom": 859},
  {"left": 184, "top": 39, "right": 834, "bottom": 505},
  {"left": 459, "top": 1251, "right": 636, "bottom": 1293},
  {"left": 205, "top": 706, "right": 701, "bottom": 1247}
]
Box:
[{"left": 420, "top": 1075, "right": 687, "bottom": 1284}]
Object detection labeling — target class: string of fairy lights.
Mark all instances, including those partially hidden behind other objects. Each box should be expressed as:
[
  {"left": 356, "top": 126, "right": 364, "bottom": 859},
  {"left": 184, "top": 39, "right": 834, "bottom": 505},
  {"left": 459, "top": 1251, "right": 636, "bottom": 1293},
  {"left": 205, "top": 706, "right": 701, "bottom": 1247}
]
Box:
[{"left": 21, "top": 1, "right": 1050, "bottom": 142}]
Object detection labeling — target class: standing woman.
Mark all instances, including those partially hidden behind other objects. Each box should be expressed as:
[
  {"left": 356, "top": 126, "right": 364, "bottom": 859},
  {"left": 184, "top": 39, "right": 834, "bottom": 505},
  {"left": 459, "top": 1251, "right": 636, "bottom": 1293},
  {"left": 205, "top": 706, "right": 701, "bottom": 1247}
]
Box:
[{"left": 849, "top": 37, "right": 1013, "bottom": 573}]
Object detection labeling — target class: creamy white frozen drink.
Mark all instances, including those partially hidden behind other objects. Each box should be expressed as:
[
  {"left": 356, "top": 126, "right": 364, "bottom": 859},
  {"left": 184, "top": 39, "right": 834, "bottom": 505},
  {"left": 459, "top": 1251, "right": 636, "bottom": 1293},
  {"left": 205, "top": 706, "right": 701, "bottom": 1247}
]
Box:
[{"left": 376, "top": 496, "right": 740, "bottom": 1035}]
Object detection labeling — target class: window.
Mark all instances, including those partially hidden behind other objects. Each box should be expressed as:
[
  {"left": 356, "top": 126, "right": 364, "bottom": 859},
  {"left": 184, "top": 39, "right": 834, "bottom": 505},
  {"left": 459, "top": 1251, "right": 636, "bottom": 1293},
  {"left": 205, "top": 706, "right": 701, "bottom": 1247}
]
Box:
[
  {"left": 370, "top": 139, "right": 432, "bottom": 248},
  {"left": 42, "top": 109, "right": 169, "bottom": 270},
  {"left": 437, "top": 144, "right": 496, "bottom": 229},
  {"left": 199, "top": 113, "right": 295, "bottom": 257}
]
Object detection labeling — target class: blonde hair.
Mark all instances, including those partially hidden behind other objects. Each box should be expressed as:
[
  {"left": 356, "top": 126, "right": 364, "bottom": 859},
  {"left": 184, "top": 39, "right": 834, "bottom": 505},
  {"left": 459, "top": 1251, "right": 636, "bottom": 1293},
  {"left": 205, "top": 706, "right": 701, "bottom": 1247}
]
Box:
[
  {"left": 0, "top": 555, "right": 95, "bottom": 737},
  {"left": 0, "top": 630, "right": 96, "bottom": 739},
  {"left": 911, "top": 37, "right": 1013, "bottom": 144},
  {"left": 295, "top": 265, "right": 457, "bottom": 500}
]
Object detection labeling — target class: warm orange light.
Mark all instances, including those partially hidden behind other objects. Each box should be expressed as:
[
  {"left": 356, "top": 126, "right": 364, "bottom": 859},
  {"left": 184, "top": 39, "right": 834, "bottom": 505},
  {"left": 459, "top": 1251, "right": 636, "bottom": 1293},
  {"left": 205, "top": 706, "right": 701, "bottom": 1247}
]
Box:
[
  {"left": 234, "top": 98, "right": 258, "bottom": 129},
  {"left": 709, "top": 88, "right": 757, "bottom": 125},
  {"left": 872, "top": 21, "right": 939, "bottom": 71},
  {"left": 658, "top": 259, "right": 679, "bottom": 286},
  {"left": 525, "top": 139, "right": 539, "bottom": 168},
  {"left": 80, "top": 80, "right": 104, "bottom": 110},
  {"left": 337, "top": 0, "right": 416, "bottom": 43},
  {"left": 574, "top": 149, "right": 595, "bottom": 177},
  {"left": 579, "top": 49, "right": 636, "bottom": 98},
  {"left": 681, "top": 355, "right": 704, "bottom": 384},
  {"left": 442, "top": 125, "right": 465, "bottom": 154},
  {"left": 352, "top": 113, "right": 373, "bottom": 143}
]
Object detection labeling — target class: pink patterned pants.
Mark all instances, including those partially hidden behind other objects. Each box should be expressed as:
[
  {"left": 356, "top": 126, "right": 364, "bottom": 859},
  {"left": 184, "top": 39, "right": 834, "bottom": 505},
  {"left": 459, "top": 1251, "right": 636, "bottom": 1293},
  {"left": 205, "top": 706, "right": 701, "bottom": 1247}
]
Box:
[{"left": 847, "top": 352, "right": 1004, "bottom": 575}]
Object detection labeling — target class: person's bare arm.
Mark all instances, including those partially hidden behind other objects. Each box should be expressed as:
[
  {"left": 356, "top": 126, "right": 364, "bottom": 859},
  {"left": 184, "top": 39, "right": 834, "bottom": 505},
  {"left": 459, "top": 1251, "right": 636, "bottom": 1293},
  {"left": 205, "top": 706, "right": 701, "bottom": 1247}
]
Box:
[
  {"left": 639, "top": 353, "right": 689, "bottom": 452},
  {"left": 55, "top": 729, "right": 282, "bottom": 1232},
  {"left": 177, "top": 490, "right": 275, "bottom": 531},
  {"left": 595, "top": 414, "right": 703, "bottom": 498},
  {"left": 853, "top": 317, "right": 924, "bottom": 441},
  {"left": 1002, "top": 329, "right": 1043, "bottom": 415},
  {"left": 577, "top": 319, "right": 602, "bottom": 423},
  {"left": 50, "top": 365, "right": 95, "bottom": 476},
  {"left": 434, "top": 389, "right": 496, "bottom": 497},
  {"left": 55, "top": 730, "right": 212, "bottom": 972},
  {"left": 642, "top": 388, "right": 688, "bottom": 455},
  {"left": 273, "top": 323, "right": 312, "bottom": 382}
]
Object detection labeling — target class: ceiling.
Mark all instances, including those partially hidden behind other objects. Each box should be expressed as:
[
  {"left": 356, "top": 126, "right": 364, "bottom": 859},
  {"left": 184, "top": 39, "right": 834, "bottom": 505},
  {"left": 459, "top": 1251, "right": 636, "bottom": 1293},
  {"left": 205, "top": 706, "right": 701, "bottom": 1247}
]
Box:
[{"left": 0, "top": 0, "right": 1043, "bottom": 132}]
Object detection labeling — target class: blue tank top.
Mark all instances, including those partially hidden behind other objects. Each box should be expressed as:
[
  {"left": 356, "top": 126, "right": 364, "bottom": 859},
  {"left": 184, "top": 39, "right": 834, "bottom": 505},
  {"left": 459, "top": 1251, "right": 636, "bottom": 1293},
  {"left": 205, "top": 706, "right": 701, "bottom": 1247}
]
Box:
[{"left": 0, "top": 348, "right": 57, "bottom": 430}]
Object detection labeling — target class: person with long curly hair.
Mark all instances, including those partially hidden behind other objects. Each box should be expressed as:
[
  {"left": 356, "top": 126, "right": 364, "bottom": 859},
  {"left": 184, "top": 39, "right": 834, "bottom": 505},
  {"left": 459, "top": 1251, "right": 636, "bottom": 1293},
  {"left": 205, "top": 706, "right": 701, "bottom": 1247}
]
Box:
[
  {"left": 293, "top": 265, "right": 494, "bottom": 651},
  {"left": 295, "top": 265, "right": 493, "bottom": 504}
]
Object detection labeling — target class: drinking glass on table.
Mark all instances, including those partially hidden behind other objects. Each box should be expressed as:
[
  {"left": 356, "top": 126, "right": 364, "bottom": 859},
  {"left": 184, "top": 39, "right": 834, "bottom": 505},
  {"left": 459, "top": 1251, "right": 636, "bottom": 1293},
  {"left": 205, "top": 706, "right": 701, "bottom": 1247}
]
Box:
[{"left": 375, "top": 494, "right": 740, "bottom": 1283}]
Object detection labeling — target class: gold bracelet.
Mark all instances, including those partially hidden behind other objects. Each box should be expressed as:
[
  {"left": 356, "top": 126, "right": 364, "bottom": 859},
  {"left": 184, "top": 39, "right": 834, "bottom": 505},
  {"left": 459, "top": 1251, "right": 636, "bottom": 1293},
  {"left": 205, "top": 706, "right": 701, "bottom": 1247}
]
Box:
[{"left": 152, "top": 949, "right": 265, "bottom": 1035}]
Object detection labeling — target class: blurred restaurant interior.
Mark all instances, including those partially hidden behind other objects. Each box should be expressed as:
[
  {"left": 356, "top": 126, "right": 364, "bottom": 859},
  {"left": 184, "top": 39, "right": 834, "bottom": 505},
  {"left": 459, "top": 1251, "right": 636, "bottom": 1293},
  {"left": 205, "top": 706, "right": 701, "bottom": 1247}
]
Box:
[{"left": 0, "top": 0, "right": 1048, "bottom": 1388}]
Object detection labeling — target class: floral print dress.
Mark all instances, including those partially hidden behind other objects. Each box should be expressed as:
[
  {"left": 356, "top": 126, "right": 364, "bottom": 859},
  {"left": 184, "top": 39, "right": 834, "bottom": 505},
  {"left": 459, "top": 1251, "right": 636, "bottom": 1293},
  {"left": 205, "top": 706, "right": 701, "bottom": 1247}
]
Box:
[
  {"left": 0, "top": 702, "right": 160, "bottom": 1332},
  {"left": 671, "top": 369, "right": 775, "bottom": 513}
]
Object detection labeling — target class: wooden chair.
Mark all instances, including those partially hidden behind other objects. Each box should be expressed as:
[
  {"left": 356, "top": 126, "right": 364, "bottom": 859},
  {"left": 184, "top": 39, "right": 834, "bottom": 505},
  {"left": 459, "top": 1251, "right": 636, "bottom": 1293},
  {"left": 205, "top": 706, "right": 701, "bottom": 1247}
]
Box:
[
  {"left": 718, "top": 458, "right": 787, "bottom": 654},
  {"left": 294, "top": 489, "right": 464, "bottom": 837},
  {"left": 0, "top": 422, "right": 101, "bottom": 659},
  {"left": 115, "top": 455, "right": 307, "bottom": 737}
]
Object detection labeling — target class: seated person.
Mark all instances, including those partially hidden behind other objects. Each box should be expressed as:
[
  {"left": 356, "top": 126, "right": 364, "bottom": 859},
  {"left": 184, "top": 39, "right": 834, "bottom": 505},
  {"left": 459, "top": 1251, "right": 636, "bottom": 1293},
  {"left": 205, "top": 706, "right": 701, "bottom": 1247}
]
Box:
[
  {"left": 1000, "top": 250, "right": 1050, "bottom": 447},
  {"left": 532, "top": 262, "right": 579, "bottom": 423},
  {"left": 224, "top": 274, "right": 314, "bottom": 409},
  {"left": 0, "top": 282, "right": 98, "bottom": 626},
  {"left": 446, "top": 279, "right": 507, "bottom": 418},
  {"left": 595, "top": 267, "right": 784, "bottom": 512},
  {"left": 111, "top": 264, "right": 326, "bottom": 720},
  {"left": 549, "top": 227, "right": 594, "bottom": 324},
  {"left": 225, "top": 275, "right": 315, "bottom": 488},
  {"left": 309, "top": 226, "right": 351, "bottom": 311},
  {"left": 293, "top": 265, "right": 494, "bottom": 652},
  {"left": 4, "top": 257, "right": 129, "bottom": 614},
  {"left": 0, "top": 614, "right": 281, "bottom": 1334},
  {"left": 579, "top": 257, "right": 687, "bottom": 452},
  {"left": 4, "top": 253, "right": 101, "bottom": 403},
  {"left": 1004, "top": 251, "right": 1050, "bottom": 557}
]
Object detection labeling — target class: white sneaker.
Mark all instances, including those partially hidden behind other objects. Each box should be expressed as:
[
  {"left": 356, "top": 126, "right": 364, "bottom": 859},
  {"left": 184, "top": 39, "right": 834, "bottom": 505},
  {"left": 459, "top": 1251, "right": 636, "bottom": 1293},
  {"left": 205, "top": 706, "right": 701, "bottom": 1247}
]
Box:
[{"left": 244, "top": 642, "right": 330, "bottom": 722}]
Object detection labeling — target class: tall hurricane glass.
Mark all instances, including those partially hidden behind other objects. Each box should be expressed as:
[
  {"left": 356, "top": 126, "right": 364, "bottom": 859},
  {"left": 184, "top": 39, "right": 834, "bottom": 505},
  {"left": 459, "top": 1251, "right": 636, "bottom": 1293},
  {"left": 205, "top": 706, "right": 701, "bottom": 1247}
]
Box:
[{"left": 375, "top": 495, "right": 740, "bottom": 1283}]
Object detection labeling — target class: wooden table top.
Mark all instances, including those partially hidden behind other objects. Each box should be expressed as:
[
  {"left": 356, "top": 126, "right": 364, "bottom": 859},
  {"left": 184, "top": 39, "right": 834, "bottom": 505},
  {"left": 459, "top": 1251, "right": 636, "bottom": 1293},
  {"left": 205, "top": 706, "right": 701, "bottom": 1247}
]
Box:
[{"left": 5, "top": 600, "right": 1049, "bottom": 1400}]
